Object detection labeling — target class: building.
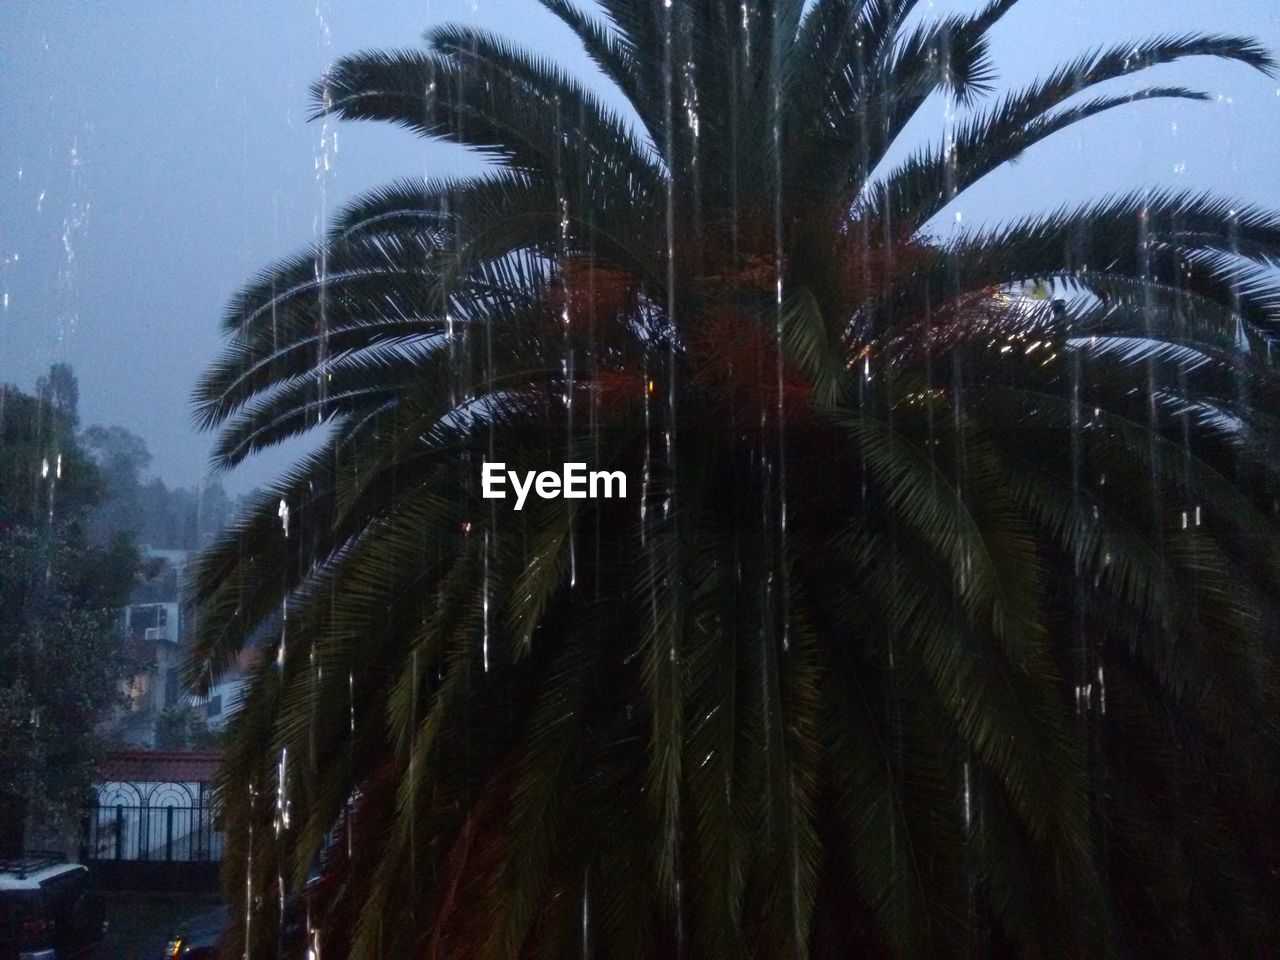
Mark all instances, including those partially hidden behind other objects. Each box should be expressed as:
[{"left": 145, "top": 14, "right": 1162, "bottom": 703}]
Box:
[
  {"left": 111, "top": 549, "right": 203, "bottom": 747},
  {"left": 193, "top": 646, "right": 260, "bottom": 732},
  {"left": 119, "top": 601, "right": 184, "bottom": 724},
  {"left": 110, "top": 546, "right": 262, "bottom": 746}
]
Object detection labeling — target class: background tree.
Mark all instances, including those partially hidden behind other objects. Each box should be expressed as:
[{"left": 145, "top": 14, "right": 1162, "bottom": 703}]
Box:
[
  {"left": 81, "top": 424, "right": 153, "bottom": 534},
  {"left": 0, "top": 370, "right": 138, "bottom": 856},
  {"left": 35, "top": 362, "right": 80, "bottom": 428},
  {"left": 153, "top": 705, "right": 222, "bottom": 751},
  {"left": 82, "top": 423, "right": 239, "bottom": 550},
  {"left": 195, "top": 2, "right": 1280, "bottom": 956}
]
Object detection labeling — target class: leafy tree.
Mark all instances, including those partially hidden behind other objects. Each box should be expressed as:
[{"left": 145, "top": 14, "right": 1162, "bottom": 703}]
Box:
[
  {"left": 36, "top": 362, "right": 80, "bottom": 428},
  {"left": 81, "top": 425, "right": 153, "bottom": 490},
  {"left": 81, "top": 424, "right": 152, "bottom": 542},
  {"left": 82, "top": 423, "right": 238, "bottom": 550},
  {"left": 194, "top": 3, "right": 1280, "bottom": 956},
  {"left": 154, "top": 706, "right": 222, "bottom": 751},
  {"left": 0, "top": 375, "right": 138, "bottom": 856}
]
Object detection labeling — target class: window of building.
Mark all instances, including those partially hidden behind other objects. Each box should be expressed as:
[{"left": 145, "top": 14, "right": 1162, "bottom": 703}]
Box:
[{"left": 165, "top": 668, "right": 181, "bottom": 707}]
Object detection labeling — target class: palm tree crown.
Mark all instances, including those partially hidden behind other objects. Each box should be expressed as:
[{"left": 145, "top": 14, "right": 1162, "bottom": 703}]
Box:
[{"left": 194, "top": 1, "right": 1280, "bottom": 956}]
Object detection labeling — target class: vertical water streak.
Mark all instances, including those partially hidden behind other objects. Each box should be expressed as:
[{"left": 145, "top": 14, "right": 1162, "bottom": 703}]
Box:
[
  {"left": 556, "top": 110, "right": 578, "bottom": 589},
  {"left": 482, "top": 530, "right": 491, "bottom": 672},
  {"left": 244, "top": 782, "right": 255, "bottom": 960},
  {"left": 771, "top": 0, "right": 789, "bottom": 654},
  {"left": 581, "top": 866, "right": 591, "bottom": 958},
  {"left": 659, "top": 3, "right": 682, "bottom": 951}
]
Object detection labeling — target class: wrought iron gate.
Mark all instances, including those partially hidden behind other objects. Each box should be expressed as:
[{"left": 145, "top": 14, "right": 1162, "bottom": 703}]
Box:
[{"left": 83, "top": 780, "right": 223, "bottom": 891}]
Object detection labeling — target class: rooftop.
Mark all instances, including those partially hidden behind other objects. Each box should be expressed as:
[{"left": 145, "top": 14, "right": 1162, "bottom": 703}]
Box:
[{"left": 97, "top": 749, "right": 222, "bottom": 785}]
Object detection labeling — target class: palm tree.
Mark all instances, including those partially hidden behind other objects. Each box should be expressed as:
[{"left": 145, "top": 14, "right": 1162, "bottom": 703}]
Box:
[{"left": 193, "top": 2, "right": 1280, "bottom": 956}]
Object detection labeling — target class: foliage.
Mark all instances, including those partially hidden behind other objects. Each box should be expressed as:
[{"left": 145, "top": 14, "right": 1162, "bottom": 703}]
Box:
[
  {"left": 36, "top": 362, "right": 80, "bottom": 428},
  {"left": 81, "top": 423, "right": 239, "bottom": 550},
  {"left": 195, "top": 2, "right": 1280, "bottom": 956},
  {"left": 154, "top": 706, "right": 223, "bottom": 751},
  {"left": 0, "top": 375, "right": 139, "bottom": 856}
]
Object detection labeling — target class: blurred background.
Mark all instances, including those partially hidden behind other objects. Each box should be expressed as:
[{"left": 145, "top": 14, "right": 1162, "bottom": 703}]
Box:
[{"left": 3, "top": 0, "right": 1278, "bottom": 494}]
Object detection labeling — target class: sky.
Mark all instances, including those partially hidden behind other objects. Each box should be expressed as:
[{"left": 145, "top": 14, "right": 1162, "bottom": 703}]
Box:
[{"left": 1, "top": 0, "right": 1278, "bottom": 494}]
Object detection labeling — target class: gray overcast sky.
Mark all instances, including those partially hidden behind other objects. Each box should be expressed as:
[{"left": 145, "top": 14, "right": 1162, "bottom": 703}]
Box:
[{"left": 2, "top": 0, "right": 1278, "bottom": 494}]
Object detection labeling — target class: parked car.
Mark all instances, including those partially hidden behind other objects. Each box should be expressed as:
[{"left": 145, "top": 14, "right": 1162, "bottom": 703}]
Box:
[
  {"left": 162, "top": 904, "right": 227, "bottom": 959},
  {"left": 165, "top": 894, "right": 314, "bottom": 958},
  {"left": 0, "top": 854, "right": 106, "bottom": 959}
]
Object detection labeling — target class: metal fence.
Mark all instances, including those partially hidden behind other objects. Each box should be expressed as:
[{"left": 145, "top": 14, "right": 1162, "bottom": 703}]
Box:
[{"left": 85, "top": 803, "right": 224, "bottom": 863}]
